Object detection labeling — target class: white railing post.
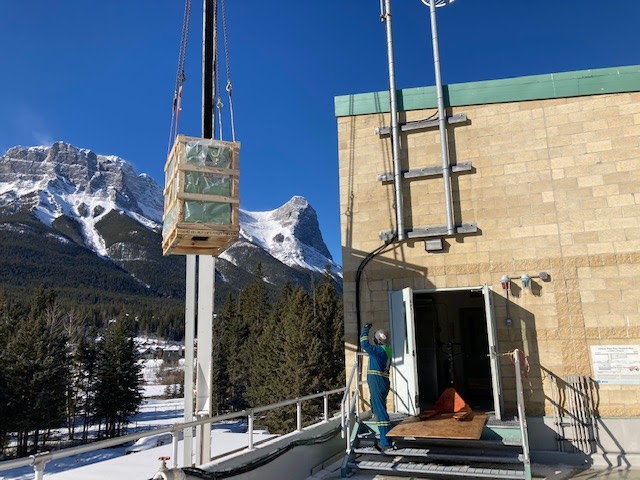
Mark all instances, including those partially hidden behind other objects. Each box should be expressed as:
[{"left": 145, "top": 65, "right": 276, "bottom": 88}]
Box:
[
  {"left": 172, "top": 431, "right": 180, "bottom": 468},
  {"left": 31, "top": 453, "right": 51, "bottom": 480},
  {"left": 323, "top": 393, "right": 329, "bottom": 422},
  {"left": 34, "top": 462, "right": 44, "bottom": 480},
  {"left": 513, "top": 349, "right": 532, "bottom": 480},
  {"left": 296, "top": 399, "right": 303, "bottom": 431},
  {"left": 248, "top": 410, "right": 255, "bottom": 450}
]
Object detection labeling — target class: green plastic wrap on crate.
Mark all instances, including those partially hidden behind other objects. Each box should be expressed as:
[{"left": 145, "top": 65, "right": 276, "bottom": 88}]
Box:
[
  {"left": 185, "top": 142, "right": 232, "bottom": 168},
  {"left": 183, "top": 172, "right": 231, "bottom": 196},
  {"left": 162, "top": 203, "right": 178, "bottom": 237},
  {"left": 184, "top": 201, "right": 231, "bottom": 224}
]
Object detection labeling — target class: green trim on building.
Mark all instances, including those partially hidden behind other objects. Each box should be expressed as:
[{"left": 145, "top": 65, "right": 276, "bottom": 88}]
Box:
[{"left": 334, "top": 65, "right": 640, "bottom": 117}]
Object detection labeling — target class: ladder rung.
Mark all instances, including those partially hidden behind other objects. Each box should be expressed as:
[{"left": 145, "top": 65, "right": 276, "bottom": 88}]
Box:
[
  {"left": 375, "top": 113, "right": 468, "bottom": 136},
  {"left": 377, "top": 161, "right": 472, "bottom": 182}
]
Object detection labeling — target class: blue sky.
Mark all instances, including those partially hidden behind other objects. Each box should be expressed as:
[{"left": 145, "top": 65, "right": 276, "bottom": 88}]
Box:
[{"left": 0, "top": 1, "right": 638, "bottom": 264}]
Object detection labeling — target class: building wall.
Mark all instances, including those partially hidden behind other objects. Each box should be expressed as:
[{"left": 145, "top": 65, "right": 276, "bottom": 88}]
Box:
[{"left": 336, "top": 71, "right": 640, "bottom": 420}]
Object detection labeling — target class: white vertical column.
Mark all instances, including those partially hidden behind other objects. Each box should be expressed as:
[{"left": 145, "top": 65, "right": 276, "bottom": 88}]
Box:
[
  {"left": 183, "top": 255, "right": 196, "bottom": 466},
  {"left": 195, "top": 254, "right": 214, "bottom": 464}
]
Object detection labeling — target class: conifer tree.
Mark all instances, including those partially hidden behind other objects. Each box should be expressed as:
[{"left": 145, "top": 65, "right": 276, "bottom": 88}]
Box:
[
  {"left": 94, "top": 318, "right": 143, "bottom": 438},
  {"left": 239, "top": 264, "right": 271, "bottom": 345},
  {"left": 234, "top": 264, "right": 271, "bottom": 407},
  {"left": 247, "top": 282, "right": 291, "bottom": 423},
  {"left": 0, "top": 289, "right": 14, "bottom": 454},
  {"left": 211, "top": 295, "right": 232, "bottom": 414},
  {"left": 217, "top": 293, "right": 247, "bottom": 410},
  {"left": 75, "top": 330, "right": 99, "bottom": 442},
  {"left": 277, "top": 286, "right": 324, "bottom": 430},
  {"left": 3, "top": 288, "right": 69, "bottom": 455},
  {"left": 313, "top": 275, "right": 345, "bottom": 389}
]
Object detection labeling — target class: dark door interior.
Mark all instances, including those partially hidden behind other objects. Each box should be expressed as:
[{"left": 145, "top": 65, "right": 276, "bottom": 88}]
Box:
[{"left": 413, "top": 290, "right": 493, "bottom": 412}]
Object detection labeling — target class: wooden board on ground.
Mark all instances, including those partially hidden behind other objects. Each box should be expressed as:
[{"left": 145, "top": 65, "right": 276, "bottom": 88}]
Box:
[{"left": 387, "top": 412, "right": 488, "bottom": 440}]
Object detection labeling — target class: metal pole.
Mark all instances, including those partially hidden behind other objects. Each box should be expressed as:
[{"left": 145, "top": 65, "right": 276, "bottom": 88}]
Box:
[
  {"left": 203, "top": 0, "right": 215, "bottom": 139},
  {"left": 183, "top": 255, "right": 196, "bottom": 466},
  {"left": 196, "top": 255, "right": 215, "bottom": 463},
  {"left": 248, "top": 410, "right": 255, "bottom": 450},
  {"left": 172, "top": 432, "right": 179, "bottom": 468},
  {"left": 323, "top": 393, "right": 329, "bottom": 422},
  {"left": 382, "top": 0, "right": 405, "bottom": 241},
  {"left": 194, "top": 0, "right": 216, "bottom": 465},
  {"left": 428, "top": 1, "right": 455, "bottom": 235}
]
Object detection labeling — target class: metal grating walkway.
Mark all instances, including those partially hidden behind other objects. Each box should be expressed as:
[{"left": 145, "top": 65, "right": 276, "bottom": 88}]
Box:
[{"left": 355, "top": 460, "right": 526, "bottom": 479}]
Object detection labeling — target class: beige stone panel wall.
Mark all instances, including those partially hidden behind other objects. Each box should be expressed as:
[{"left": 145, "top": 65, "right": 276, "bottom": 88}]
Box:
[{"left": 338, "top": 92, "right": 640, "bottom": 416}]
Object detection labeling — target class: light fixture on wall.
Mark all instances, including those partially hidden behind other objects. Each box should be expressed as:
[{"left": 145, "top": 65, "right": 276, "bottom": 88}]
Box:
[{"left": 500, "top": 272, "right": 549, "bottom": 291}]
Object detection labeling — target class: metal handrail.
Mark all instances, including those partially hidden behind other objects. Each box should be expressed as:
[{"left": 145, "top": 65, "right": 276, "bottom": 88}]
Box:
[
  {"left": 341, "top": 352, "right": 366, "bottom": 452},
  {"left": 513, "top": 349, "right": 532, "bottom": 480},
  {"left": 0, "top": 386, "right": 345, "bottom": 479}
]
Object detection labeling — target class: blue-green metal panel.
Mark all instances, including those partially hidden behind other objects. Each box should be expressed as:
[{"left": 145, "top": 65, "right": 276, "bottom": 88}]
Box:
[{"left": 335, "top": 65, "right": 640, "bottom": 117}]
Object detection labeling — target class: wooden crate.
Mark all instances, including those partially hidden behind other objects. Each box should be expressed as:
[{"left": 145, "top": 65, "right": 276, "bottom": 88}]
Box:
[{"left": 162, "top": 135, "right": 240, "bottom": 255}]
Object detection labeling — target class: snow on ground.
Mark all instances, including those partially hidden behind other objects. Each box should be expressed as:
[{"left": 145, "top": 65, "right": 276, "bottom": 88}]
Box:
[
  {"left": 0, "top": 408, "right": 274, "bottom": 480},
  {"left": 0, "top": 358, "right": 196, "bottom": 480},
  {"left": 0, "top": 357, "right": 279, "bottom": 480}
]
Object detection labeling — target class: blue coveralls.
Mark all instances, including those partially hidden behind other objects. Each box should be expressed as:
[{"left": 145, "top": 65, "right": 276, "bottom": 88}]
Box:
[{"left": 360, "top": 325, "right": 393, "bottom": 448}]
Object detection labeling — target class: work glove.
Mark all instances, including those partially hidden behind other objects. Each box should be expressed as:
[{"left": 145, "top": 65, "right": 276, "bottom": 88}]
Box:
[{"left": 364, "top": 323, "right": 372, "bottom": 329}]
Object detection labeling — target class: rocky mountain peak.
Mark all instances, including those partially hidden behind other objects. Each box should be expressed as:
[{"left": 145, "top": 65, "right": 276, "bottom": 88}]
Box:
[{"left": 0, "top": 142, "right": 340, "bottom": 279}]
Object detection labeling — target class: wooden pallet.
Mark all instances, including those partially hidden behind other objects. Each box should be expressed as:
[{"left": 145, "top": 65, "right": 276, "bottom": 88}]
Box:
[{"left": 162, "top": 222, "right": 240, "bottom": 255}]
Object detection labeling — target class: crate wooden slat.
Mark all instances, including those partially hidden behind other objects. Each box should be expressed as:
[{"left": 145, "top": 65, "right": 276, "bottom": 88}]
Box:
[{"left": 162, "top": 134, "right": 240, "bottom": 256}]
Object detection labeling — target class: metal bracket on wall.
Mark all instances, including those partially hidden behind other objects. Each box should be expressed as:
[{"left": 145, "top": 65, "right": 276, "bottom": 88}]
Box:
[
  {"left": 379, "top": 222, "right": 478, "bottom": 243},
  {"left": 377, "top": 161, "right": 473, "bottom": 182},
  {"left": 375, "top": 112, "right": 468, "bottom": 136}
]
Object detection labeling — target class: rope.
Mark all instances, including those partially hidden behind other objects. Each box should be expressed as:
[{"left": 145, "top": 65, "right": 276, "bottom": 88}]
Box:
[
  {"left": 213, "top": 0, "right": 222, "bottom": 139},
  {"left": 221, "top": 0, "right": 236, "bottom": 142},
  {"left": 167, "top": 0, "right": 192, "bottom": 155},
  {"left": 501, "top": 349, "right": 533, "bottom": 403}
]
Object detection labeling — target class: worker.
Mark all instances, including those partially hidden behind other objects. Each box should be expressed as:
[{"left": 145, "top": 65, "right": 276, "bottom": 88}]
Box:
[{"left": 360, "top": 323, "right": 393, "bottom": 451}]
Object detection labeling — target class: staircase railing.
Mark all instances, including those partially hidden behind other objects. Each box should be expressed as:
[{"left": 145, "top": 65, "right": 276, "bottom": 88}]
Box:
[
  {"left": 340, "top": 352, "right": 366, "bottom": 453},
  {"left": 513, "top": 348, "right": 532, "bottom": 480}
]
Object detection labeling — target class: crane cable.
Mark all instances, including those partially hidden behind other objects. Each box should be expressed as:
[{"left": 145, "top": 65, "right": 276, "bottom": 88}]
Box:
[
  {"left": 214, "top": 0, "right": 223, "bottom": 140},
  {"left": 167, "top": 0, "right": 192, "bottom": 155},
  {"left": 214, "top": 0, "right": 236, "bottom": 142},
  {"left": 167, "top": 0, "right": 235, "bottom": 146},
  {"left": 221, "top": 0, "right": 236, "bottom": 142}
]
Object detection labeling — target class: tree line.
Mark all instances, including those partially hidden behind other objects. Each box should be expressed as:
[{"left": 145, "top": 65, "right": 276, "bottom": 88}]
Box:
[
  {"left": 0, "top": 286, "right": 143, "bottom": 458},
  {"left": 0, "top": 264, "right": 345, "bottom": 457}
]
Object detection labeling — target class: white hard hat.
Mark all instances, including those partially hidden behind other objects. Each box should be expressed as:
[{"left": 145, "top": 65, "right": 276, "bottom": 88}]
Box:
[{"left": 374, "top": 329, "right": 390, "bottom": 345}]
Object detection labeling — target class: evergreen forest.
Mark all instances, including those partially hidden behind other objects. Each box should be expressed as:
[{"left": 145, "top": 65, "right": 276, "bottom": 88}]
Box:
[
  {"left": 0, "top": 264, "right": 345, "bottom": 458},
  {"left": 0, "top": 286, "right": 144, "bottom": 458},
  {"left": 211, "top": 264, "right": 345, "bottom": 433}
]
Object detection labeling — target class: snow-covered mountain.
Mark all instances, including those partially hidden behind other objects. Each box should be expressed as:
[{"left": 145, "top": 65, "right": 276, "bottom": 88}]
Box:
[
  {"left": 0, "top": 142, "right": 164, "bottom": 257},
  {"left": 0, "top": 142, "right": 341, "bottom": 279},
  {"left": 0, "top": 142, "right": 341, "bottom": 317}
]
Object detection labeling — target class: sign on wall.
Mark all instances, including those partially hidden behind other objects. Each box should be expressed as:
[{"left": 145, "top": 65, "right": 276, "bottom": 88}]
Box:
[{"left": 590, "top": 345, "right": 640, "bottom": 385}]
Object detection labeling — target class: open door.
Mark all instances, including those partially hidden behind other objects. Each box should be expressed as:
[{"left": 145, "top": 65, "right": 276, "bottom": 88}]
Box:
[
  {"left": 483, "top": 284, "right": 504, "bottom": 420},
  {"left": 389, "top": 288, "right": 419, "bottom": 415}
]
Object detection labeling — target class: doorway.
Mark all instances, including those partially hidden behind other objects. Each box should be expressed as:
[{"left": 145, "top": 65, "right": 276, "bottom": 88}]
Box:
[{"left": 389, "top": 286, "right": 502, "bottom": 418}]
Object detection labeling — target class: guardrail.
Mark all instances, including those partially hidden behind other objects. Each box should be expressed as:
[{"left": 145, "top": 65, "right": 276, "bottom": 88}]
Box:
[
  {"left": 0, "top": 387, "right": 345, "bottom": 480},
  {"left": 341, "top": 352, "right": 366, "bottom": 453}
]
